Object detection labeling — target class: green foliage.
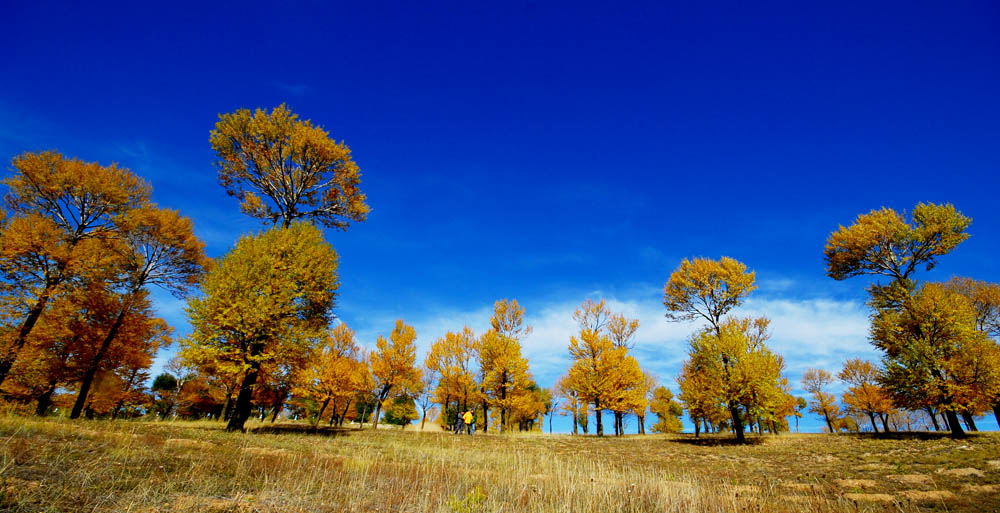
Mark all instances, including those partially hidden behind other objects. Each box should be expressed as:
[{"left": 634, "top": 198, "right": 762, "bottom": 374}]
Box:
[
  {"left": 383, "top": 395, "right": 417, "bottom": 426},
  {"left": 447, "top": 486, "right": 486, "bottom": 513}
]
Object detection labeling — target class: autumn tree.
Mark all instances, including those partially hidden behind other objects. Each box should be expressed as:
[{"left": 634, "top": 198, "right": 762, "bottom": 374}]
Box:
[
  {"left": 872, "top": 283, "right": 1000, "bottom": 436},
  {"left": 370, "top": 320, "right": 422, "bottom": 430},
  {"left": 649, "top": 386, "right": 684, "bottom": 433},
  {"left": 184, "top": 222, "right": 338, "bottom": 431},
  {"left": 554, "top": 374, "right": 581, "bottom": 435},
  {"left": 0, "top": 151, "right": 150, "bottom": 388},
  {"left": 837, "top": 359, "right": 894, "bottom": 433},
  {"left": 823, "top": 203, "right": 982, "bottom": 436},
  {"left": 425, "top": 326, "right": 479, "bottom": 427},
  {"left": 479, "top": 329, "right": 533, "bottom": 432},
  {"left": 210, "top": 104, "right": 369, "bottom": 229},
  {"left": 663, "top": 257, "right": 757, "bottom": 442},
  {"left": 477, "top": 299, "right": 533, "bottom": 433},
  {"left": 685, "top": 317, "right": 786, "bottom": 440},
  {"left": 802, "top": 368, "right": 840, "bottom": 433},
  {"left": 69, "top": 206, "right": 206, "bottom": 418},
  {"left": 291, "top": 323, "right": 368, "bottom": 429}
]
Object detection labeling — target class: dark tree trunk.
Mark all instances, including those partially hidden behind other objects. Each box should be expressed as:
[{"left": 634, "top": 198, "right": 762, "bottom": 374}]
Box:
[
  {"left": 880, "top": 414, "right": 891, "bottom": 433},
  {"left": 961, "top": 411, "right": 978, "bottom": 432},
  {"left": 993, "top": 403, "right": 1000, "bottom": 430},
  {"left": 222, "top": 391, "right": 235, "bottom": 421},
  {"left": 357, "top": 400, "right": 369, "bottom": 430},
  {"left": 339, "top": 398, "right": 351, "bottom": 427},
  {"left": 71, "top": 303, "right": 131, "bottom": 419},
  {"left": 594, "top": 401, "right": 603, "bottom": 437},
  {"left": 270, "top": 396, "right": 284, "bottom": 423},
  {"left": 226, "top": 363, "right": 261, "bottom": 432},
  {"left": 481, "top": 398, "right": 489, "bottom": 433},
  {"left": 868, "top": 413, "right": 879, "bottom": 433},
  {"left": 694, "top": 417, "right": 701, "bottom": 437},
  {"left": 945, "top": 410, "right": 965, "bottom": 437},
  {"left": 823, "top": 412, "right": 835, "bottom": 433},
  {"left": 35, "top": 381, "right": 58, "bottom": 417},
  {"left": 926, "top": 407, "right": 941, "bottom": 431},
  {"left": 729, "top": 401, "right": 745, "bottom": 443},
  {"left": 571, "top": 402, "right": 578, "bottom": 435},
  {"left": 314, "top": 398, "right": 330, "bottom": 430}
]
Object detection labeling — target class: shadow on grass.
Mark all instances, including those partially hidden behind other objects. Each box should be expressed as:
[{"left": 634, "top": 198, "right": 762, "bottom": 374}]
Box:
[
  {"left": 249, "top": 424, "right": 356, "bottom": 437},
  {"left": 667, "top": 435, "right": 767, "bottom": 446},
  {"left": 843, "top": 431, "right": 974, "bottom": 441}
]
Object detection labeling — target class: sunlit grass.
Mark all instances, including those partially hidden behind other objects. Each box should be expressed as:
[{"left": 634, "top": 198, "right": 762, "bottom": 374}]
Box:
[{"left": 1, "top": 415, "right": 998, "bottom": 512}]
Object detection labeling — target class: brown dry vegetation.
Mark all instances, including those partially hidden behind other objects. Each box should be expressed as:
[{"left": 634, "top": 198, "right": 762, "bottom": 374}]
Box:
[{"left": 2, "top": 415, "right": 999, "bottom": 513}]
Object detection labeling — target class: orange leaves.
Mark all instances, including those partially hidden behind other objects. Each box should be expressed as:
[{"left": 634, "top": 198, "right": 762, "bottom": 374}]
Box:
[{"left": 210, "top": 104, "right": 369, "bottom": 229}]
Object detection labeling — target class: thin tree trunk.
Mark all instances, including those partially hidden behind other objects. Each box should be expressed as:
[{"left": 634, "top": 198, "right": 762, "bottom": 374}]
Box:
[
  {"left": 926, "top": 407, "right": 941, "bottom": 431},
  {"left": 0, "top": 287, "right": 53, "bottom": 388},
  {"left": 868, "top": 413, "right": 879, "bottom": 433},
  {"left": 993, "top": 403, "right": 1000, "bottom": 430},
  {"left": 880, "top": 414, "right": 891, "bottom": 433},
  {"left": 271, "top": 391, "right": 286, "bottom": 423},
  {"left": 357, "top": 400, "right": 369, "bottom": 430},
  {"left": 571, "top": 402, "right": 578, "bottom": 435},
  {"left": 338, "top": 398, "right": 351, "bottom": 427},
  {"left": 694, "top": 417, "right": 701, "bottom": 437},
  {"left": 823, "top": 412, "right": 835, "bottom": 433},
  {"left": 71, "top": 303, "right": 131, "bottom": 419},
  {"left": 481, "top": 398, "right": 489, "bottom": 433},
  {"left": 594, "top": 400, "right": 603, "bottom": 437}
]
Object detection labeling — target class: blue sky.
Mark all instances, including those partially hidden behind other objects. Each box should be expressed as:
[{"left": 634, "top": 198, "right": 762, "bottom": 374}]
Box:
[{"left": 2, "top": 1, "right": 998, "bottom": 433}]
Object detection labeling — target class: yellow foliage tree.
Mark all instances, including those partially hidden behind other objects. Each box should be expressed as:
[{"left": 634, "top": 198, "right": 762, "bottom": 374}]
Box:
[
  {"left": 210, "top": 104, "right": 369, "bottom": 230},
  {"left": 184, "top": 222, "right": 338, "bottom": 431},
  {"left": 837, "top": 359, "right": 894, "bottom": 433},
  {"left": 802, "top": 368, "right": 840, "bottom": 433},
  {"left": 370, "top": 320, "right": 422, "bottom": 430}
]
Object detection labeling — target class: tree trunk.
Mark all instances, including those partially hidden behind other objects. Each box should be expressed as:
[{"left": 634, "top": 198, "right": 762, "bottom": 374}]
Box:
[
  {"left": 945, "top": 410, "right": 965, "bottom": 436},
  {"left": 357, "top": 400, "right": 369, "bottom": 430},
  {"left": 694, "top": 417, "right": 701, "bottom": 437},
  {"left": 222, "top": 391, "right": 235, "bottom": 421},
  {"left": 420, "top": 404, "right": 428, "bottom": 431},
  {"left": 822, "top": 412, "right": 835, "bottom": 433},
  {"left": 926, "top": 407, "right": 941, "bottom": 431},
  {"left": 35, "top": 381, "right": 58, "bottom": 417},
  {"left": 481, "top": 399, "right": 489, "bottom": 433},
  {"left": 338, "top": 398, "right": 351, "bottom": 427},
  {"left": 112, "top": 369, "right": 140, "bottom": 420},
  {"left": 71, "top": 303, "right": 131, "bottom": 419},
  {"left": 571, "top": 403, "right": 578, "bottom": 435},
  {"left": 594, "top": 400, "right": 603, "bottom": 437},
  {"left": 961, "top": 411, "right": 978, "bottom": 432},
  {"left": 880, "top": 414, "right": 891, "bottom": 433},
  {"left": 313, "top": 398, "right": 330, "bottom": 430},
  {"left": 0, "top": 289, "right": 53, "bottom": 389},
  {"left": 372, "top": 400, "right": 383, "bottom": 431},
  {"left": 271, "top": 392, "right": 286, "bottom": 423},
  {"left": 868, "top": 413, "right": 879, "bottom": 433},
  {"left": 729, "top": 401, "right": 745, "bottom": 443},
  {"left": 226, "top": 363, "right": 261, "bottom": 432},
  {"left": 993, "top": 403, "right": 1000, "bottom": 430}
]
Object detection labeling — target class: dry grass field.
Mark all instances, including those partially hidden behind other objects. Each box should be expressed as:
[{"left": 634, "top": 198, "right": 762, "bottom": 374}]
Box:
[{"left": 1, "top": 415, "right": 999, "bottom": 513}]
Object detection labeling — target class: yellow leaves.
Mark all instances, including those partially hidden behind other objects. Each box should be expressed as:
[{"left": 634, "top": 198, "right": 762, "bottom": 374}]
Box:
[
  {"left": 210, "top": 104, "right": 369, "bottom": 229},
  {"left": 663, "top": 256, "right": 756, "bottom": 327},
  {"left": 371, "top": 320, "right": 422, "bottom": 398},
  {"left": 824, "top": 202, "right": 970, "bottom": 282}
]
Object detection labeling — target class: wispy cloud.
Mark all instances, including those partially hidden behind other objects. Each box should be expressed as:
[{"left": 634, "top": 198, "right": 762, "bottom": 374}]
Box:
[{"left": 277, "top": 83, "right": 308, "bottom": 96}]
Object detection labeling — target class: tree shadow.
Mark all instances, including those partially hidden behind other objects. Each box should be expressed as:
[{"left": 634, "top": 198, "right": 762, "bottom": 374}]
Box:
[
  {"left": 249, "top": 424, "right": 356, "bottom": 437},
  {"left": 667, "top": 435, "right": 767, "bottom": 446},
  {"left": 843, "top": 431, "right": 973, "bottom": 441}
]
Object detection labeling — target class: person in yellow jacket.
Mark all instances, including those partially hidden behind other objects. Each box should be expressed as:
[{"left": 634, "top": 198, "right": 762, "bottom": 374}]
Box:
[{"left": 462, "top": 410, "right": 474, "bottom": 435}]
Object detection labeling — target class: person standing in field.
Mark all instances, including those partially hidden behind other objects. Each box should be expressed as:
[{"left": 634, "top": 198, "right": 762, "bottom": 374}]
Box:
[{"left": 463, "top": 410, "right": 474, "bottom": 435}]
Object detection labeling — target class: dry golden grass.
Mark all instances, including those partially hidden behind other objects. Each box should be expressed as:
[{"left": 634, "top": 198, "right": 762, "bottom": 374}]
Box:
[{"left": 1, "top": 415, "right": 999, "bottom": 512}]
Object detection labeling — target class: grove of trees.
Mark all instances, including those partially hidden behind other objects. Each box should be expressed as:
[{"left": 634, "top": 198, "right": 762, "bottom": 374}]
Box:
[{"left": 2, "top": 106, "right": 998, "bottom": 442}]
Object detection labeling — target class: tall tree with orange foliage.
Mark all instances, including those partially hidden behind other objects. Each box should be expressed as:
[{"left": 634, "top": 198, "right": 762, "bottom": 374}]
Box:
[
  {"left": 210, "top": 104, "right": 369, "bottom": 230},
  {"left": 425, "top": 327, "right": 479, "bottom": 427},
  {"left": 69, "top": 206, "right": 206, "bottom": 418},
  {"left": 184, "top": 222, "right": 338, "bottom": 432},
  {"left": 0, "top": 151, "right": 150, "bottom": 388},
  {"left": 943, "top": 277, "right": 1000, "bottom": 426},
  {"left": 370, "top": 320, "right": 422, "bottom": 430}
]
